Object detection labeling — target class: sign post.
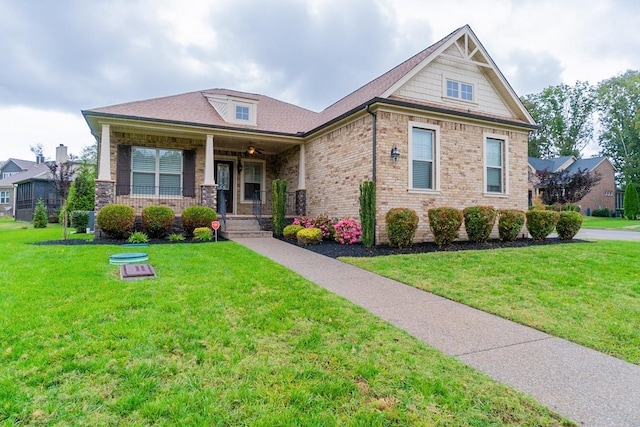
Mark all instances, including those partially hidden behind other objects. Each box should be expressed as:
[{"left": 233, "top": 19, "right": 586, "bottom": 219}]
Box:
[{"left": 211, "top": 220, "right": 220, "bottom": 242}]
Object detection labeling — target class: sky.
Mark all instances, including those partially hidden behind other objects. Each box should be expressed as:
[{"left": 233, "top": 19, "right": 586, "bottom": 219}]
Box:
[{"left": 1, "top": 0, "right": 639, "bottom": 162}]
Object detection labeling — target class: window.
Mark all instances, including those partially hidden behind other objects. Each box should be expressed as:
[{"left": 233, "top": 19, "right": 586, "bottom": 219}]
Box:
[
  {"left": 409, "top": 122, "right": 439, "bottom": 191},
  {"left": 0, "top": 191, "right": 9, "bottom": 204},
  {"left": 445, "top": 78, "right": 473, "bottom": 102},
  {"left": 236, "top": 105, "right": 250, "bottom": 121},
  {"left": 242, "top": 161, "right": 264, "bottom": 202},
  {"left": 131, "top": 147, "right": 182, "bottom": 196},
  {"left": 485, "top": 136, "right": 506, "bottom": 194},
  {"left": 2, "top": 172, "right": 17, "bottom": 179}
]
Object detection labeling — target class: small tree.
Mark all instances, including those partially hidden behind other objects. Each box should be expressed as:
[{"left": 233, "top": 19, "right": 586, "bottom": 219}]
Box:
[
  {"left": 47, "top": 156, "right": 77, "bottom": 239},
  {"left": 33, "top": 199, "right": 48, "bottom": 228},
  {"left": 359, "top": 181, "right": 376, "bottom": 247},
  {"left": 272, "top": 179, "right": 287, "bottom": 237},
  {"left": 623, "top": 182, "right": 639, "bottom": 220},
  {"left": 533, "top": 168, "right": 601, "bottom": 206}
]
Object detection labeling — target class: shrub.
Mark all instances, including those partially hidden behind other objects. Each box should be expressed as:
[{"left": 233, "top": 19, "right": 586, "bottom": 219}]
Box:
[
  {"left": 498, "top": 210, "right": 525, "bottom": 242},
  {"left": 591, "top": 208, "right": 611, "bottom": 218},
  {"left": 127, "top": 231, "right": 149, "bottom": 244},
  {"left": 334, "top": 218, "right": 362, "bottom": 245},
  {"left": 428, "top": 207, "right": 463, "bottom": 246},
  {"left": 142, "top": 206, "right": 175, "bottom": 238},
  {"left": 283, "top": 224, "right": 304, "bottom": 239},
  {"left": 70, "top": 210, "right": 90, "bottom": 233},
  {"left": 182, "top": 206, "right": 216, "bottom": 235},
  {"left": 525, "top": 210, "right": 559, "bottom": 242},
  {"left": 272, "top": 179, "right": 287, "bottom": 237},
  {"left": 193, "top": 227, "right": 213, "bottom": 241},
  {"left": 463, "top": 206, "right": 497, "bottom": 243},
  {"left": 385, "top": 208, "right": 418, "bottom": 247},
  {"left": 311, "top": 214, "right": 335, "bottom": 239},
  {"left": 359, "top": 181, "right": 376, "bottom": 247},
  {"left": 33, "top": 199, "right": 48, "bottom": 229},
  {"left": 96, "top": 204, "right": 135, "bottom": 239},
  {"left": 293, "top": 216, "right": 312, "bottom": 228},
  {"left": 167, "top": 233, "right": 185, "bottom": 242},
  {"left": 563, "top": 204, "right": 580, "bottom": 212},
  {"left": 297, "top": 227, "right": 322, "bottom": 245},
  {"left": 624, "top": 182, "right": 639, "bottom": 220},
  {"left": 556, "top": 211, "right": 583, "bottom": 240}
]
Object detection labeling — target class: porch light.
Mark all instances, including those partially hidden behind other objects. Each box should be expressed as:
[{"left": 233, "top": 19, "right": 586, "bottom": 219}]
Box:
[
  {"left": 390, "top": 146, "right": 400, "bottom": 162},
  {"left": 247, "top": 146, "right": 256, "bottom": 155}
]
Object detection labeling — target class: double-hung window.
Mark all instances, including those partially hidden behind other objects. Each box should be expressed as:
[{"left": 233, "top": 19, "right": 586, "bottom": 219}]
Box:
[
  {"left": 485, "top": 136, "right": 507, "bottom": 194},
  {"left": 131, "top": 147, "right": 182, "bottom": 196},
  {"left": 0, "top": 191, "right": 9, "bottom": 204},
  {"left": 409, "top": 123, "right": 439, "bottom": 191},
  {"left": 242, "top": 161, "right": 264, "bottom": 202},
  {"left": 446, "top": 78, "right": 473, "bottom": 102}
]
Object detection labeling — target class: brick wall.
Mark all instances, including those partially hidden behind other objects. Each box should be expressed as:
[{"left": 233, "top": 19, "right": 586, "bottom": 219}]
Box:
[{"left": 579, "top": 160, "right": 616, "bottom": 214}]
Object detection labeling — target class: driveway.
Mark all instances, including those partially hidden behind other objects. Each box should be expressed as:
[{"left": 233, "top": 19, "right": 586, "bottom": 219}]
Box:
[{"left": 576, "top": 228, "right": 640, "bottom": 241}]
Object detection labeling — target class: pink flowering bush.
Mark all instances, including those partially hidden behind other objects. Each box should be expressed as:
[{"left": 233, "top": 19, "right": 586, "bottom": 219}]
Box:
[
  {"left": 293, "top": 216, "right": 312, "bottom": 228},
  {"left": 333, "top": 217, "right": 362, "bottom": 245},
  {"left": 311, "top": 214, "right": 335, "bottom": 239}
]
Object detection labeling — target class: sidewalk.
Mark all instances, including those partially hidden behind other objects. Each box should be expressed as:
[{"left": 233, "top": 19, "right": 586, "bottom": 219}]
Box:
[{"left": 234, "top": 237, "right": 640, "bottom": 427}]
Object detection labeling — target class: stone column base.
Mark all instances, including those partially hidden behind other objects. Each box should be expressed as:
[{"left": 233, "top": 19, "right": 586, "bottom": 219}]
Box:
[
  {"left": 295, "top": 189, "right": 306, "bottom": 216},
  {"left": 201, "top": 184, "right": 218, "bottom": 211},
  {"left": 94, "top": 180, "right": 115, "bottom": 239}
]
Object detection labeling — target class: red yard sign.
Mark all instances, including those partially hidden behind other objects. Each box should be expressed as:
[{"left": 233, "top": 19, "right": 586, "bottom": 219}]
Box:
[{"left": 211, "top": 221, "right": 220, "bottom": 231}]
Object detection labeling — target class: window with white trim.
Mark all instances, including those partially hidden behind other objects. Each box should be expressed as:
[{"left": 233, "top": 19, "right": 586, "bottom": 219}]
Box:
[
  {"left": 409, "top": 122, "right": 440, "bottom": 191},
  {"left": 0, "top": 191, "right": 9, "bottom": 204},
  {"left": 236, "top": 105, "right": 250, "bottom": 121},
  {"left": 131, "top": 147, "right": 182, "bottom": 196},
  {"left": 241, "top": 161, "right": 264, "bottom": 202},
  {"left": 485, "top": 136, "right": 506, "bottom": 193},
  {"left": 2, "top": 172, "right": 17, "bottom": 179},
  {"left": 446, "top": 78, "right": 474, "bottom": 102}
]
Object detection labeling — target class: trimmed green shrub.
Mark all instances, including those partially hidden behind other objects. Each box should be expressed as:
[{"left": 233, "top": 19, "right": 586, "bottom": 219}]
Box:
[
  {"left": 142, "top": 206, "right": 175, "bottom": 238},
  {"left": 272, "top": 179, "right": 287, "bottom": 237},
  {"left": 297, "top": 227, "right": 322, "bottom": 245},
  {"left": 359, "top": 180, "right": 376, "bottom": 247},
  {"left": 556, "top": 211, "right": 583, "bottom": 240},
  {"left": 193, "top": 227, "right": 213, "bottom": 241},
  {"left": 498, "top": 210, "right": 525, "bottom": 242},
  {"left": 525, "top": 210, "right": 559, "bottom": 242},
  {"left": 624, "top": 182, "right": 639, "bottom": 220},
  {"left": 283, "top": 224, "right": 304, "bottom": 239},
  {"left": 182, "top": 205, "right": 216, "bottom": 235},
  {"left": 127, "top": 231, "right": 149, "bottom": 244},
  {"left": 591, "top": 208, "right": 611, "bottom": 217},
  {"left": 70, "top": 210, "right": 90, "bottom": 233},
  {"left": 563, "top": 204, "right": 580, "bottom": 212},
  {"left": 167, "top": 233, "right": 185, "bottom": 242},
  {"left": 385, "top": 208, "right": 418, "bottom": 247},
  {"left": 96, "top": 204, "right": 135, "bottom": 239},
  {"left": 463, "top": 206, "right": 497, "bottom": 243},
  {"left": 311, "top": 214, "right": 335, "bottom": 239},
  {"left": 33, "top": 199, "right": 48, "bottom": 229},
  {"left": 428, "top": 207, "right": 463, "bottom": 246}
]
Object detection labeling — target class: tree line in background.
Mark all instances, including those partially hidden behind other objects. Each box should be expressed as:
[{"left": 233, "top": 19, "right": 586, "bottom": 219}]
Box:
[{"left": 522, "top": 70, "right": 640, "bottom": 218}]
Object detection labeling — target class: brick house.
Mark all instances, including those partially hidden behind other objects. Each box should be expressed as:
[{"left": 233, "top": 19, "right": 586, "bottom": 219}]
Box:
[
  {"left": 528, "top": 156, "right": 617, "bottom": 215},
  {"left": 83, "top": 25, "right": 536, "bottom": 243}
]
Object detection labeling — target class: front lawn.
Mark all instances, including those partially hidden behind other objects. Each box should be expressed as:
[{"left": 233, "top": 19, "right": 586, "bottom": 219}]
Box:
[
  {"left": 0, "top": 222, "right": 571, "bottom": 425},
  {"left": 342, "top": 240, "right": 640, "bottom": 365},
  {"left": 581, "top": 215, "right": 640, "bottom": 230}
]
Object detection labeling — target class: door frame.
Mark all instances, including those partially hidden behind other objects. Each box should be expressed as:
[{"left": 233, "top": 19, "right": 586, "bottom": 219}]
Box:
[{"left": 214, "top": 156, "right": 237, "bottom": 214}]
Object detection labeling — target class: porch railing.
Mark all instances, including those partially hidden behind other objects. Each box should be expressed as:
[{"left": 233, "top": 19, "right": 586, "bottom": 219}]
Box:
[
  {"left": 253, "top": 190, "right": 296, "bottom": 226},
  {"left": 114, "top": 185, "right": 202, "bottom": 214}
]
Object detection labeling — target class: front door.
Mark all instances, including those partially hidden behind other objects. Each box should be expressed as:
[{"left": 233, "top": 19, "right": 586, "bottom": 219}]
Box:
[{"left": 215, "top": 160, "right": 234, "bottom": 214}]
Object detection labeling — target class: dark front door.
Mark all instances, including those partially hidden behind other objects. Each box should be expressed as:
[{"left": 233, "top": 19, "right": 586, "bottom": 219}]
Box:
[{"left": 215, "top": 160, "right": 234, "bottom": 214}]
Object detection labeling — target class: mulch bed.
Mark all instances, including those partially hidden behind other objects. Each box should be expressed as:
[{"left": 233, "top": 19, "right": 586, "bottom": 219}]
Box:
[{"left": 277, "top": 236, "right": 588, "bottom": 259}]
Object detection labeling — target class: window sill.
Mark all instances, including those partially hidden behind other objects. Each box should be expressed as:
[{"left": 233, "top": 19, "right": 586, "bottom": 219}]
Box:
[
  {"left": 483, "top": 192, "right": 509, "bottom": 198},
  {"left": 240, "top": 200, "right": 265, "bottom": 205},
  {"left": 441, "top": 96, "right": 478, "bottom": 107},
  {"left": 408, "top": 189, "right": 441, "bottom": 195}
]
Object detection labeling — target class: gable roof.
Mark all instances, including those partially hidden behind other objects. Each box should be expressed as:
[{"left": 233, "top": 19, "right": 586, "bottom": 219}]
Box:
[
  {"left": 1, "top": 158, "right": 36, "bottom": 172},
  {"left": 83, "top": 25, "right": 535, "bottom": 138},
  {"left": 0, "top": 163, "right": 51, "bottom": 187},
  {"left": 529, "top": 156, "right": 613, "bottom": 175}
]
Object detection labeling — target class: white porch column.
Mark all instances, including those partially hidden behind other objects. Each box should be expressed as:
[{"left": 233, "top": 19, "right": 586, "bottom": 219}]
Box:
[
  {"left": 298, "top": 143, "right": 306, "bottom": 190},
  {"left": 204, "top": 134, "right": 215, "bottom": 185},
  {"left": 97, "top": 124, "right": 112, "bottom": 181}
]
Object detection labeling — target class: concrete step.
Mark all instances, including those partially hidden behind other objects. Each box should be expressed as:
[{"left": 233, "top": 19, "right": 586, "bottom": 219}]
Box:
[
  {"left": 223, "top": 218, "right": 261, "bottom": 231},
  {"left": 221, "top": 230, "right": 273, "bottom": 239}
]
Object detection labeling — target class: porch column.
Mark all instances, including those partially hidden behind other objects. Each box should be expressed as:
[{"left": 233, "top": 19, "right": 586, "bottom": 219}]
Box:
[
  {"left": 296, "top": 143, "right": 307, "bottom": 216},
  {"left": 204, "top": 134, "right": 215, "bottom": 185},
  {"left": 97, "top": 124, "right": 112, "bottom": 181}
]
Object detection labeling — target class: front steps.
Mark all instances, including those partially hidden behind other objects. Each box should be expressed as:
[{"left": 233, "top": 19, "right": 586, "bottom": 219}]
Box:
[{"left": 219, "top": 217, "right": 272, "bottom": 239}]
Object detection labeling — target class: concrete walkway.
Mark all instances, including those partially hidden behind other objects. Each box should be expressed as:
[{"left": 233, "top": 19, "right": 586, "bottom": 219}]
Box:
[{"left": 234, "top": 237, "right": 640, "bottom": 427}]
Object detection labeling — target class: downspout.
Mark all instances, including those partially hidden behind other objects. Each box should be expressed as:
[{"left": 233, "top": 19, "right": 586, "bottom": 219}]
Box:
[{"left": 366, "top": 104, "right": 377, "bottom": 244}]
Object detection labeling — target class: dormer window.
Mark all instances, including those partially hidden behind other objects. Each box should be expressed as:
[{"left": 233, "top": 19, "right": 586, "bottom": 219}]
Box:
[
  {"left": 445, "top": 78, "right": 474, "bottom": 102},
  {"left": 236, "top": 105, "right": 250, "bottom": 121}
]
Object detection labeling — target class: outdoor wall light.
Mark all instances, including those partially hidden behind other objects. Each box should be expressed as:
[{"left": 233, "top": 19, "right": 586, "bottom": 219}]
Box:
[
  {"left": 247, "top": 146, "right": 256, "bottom": 155},
  {"left": 390, "top": 146, "right": 400, "bottom": 162}
]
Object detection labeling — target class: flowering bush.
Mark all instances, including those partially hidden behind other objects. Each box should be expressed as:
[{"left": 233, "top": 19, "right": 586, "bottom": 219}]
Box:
[
  {"left": 333, "top": 217, "right": 362, "bottom": 245},
  {"left": 293, "top": 216, "right": 313, "bottom": 228},
  {"left": 311, "top": 214, "right": 335, "bottom": 239}
]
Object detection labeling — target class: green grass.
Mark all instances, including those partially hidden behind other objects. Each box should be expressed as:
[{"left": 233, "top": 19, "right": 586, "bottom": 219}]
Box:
[
  {"left": 342, "top": 241, "right": 640, "bottom": 365},
  {"left": 0, "top": 221, "right": 571, "bottom": 425},
  {"left": 581, "top": 215, "right": 640, "bottom": 230}
]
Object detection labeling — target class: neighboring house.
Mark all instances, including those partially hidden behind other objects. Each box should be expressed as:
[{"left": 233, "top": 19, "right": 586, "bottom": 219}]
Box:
[
  {"left": 83, "top": 25, "right": 536, "bottom": 243},
  {"left": 0, "top": 157, "right": 39, "bottom": 217},
  {"left": 528, "top": 156, "right": 617, "bottom": 215}
]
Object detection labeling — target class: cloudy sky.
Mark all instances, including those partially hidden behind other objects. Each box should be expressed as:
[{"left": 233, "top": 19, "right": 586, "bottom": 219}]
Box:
[{"left": 1, "top": 0, "right": 638, "bottom": 162}]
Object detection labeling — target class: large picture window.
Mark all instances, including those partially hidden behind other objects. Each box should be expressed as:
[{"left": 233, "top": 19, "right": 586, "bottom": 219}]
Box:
[
  {"left": 131, "top": 147, "right": 182, "bottom": 196},
  {"left": 485, "top": 136, "right": 506, "bottom": 194},
  {"left": 242, "top": 161, "right": 264, "bottom": 202},
  {"left": 409, "top": 123, "right": 439, "bottom": 191}
]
